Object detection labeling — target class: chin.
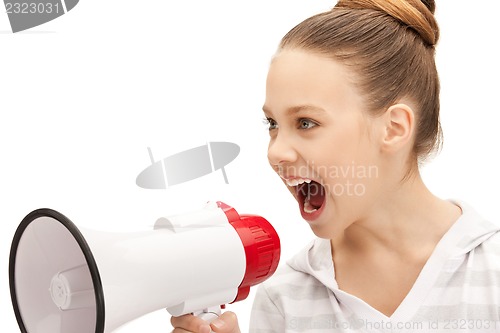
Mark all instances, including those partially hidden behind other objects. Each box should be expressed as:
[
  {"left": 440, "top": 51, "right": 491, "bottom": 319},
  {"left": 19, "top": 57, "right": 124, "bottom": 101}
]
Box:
[
  {"left": 309, "top": 225, "right": 335, "bottom": 240},
  {"left": 301, "top": 200, "right": 336, "bottom": 238}
]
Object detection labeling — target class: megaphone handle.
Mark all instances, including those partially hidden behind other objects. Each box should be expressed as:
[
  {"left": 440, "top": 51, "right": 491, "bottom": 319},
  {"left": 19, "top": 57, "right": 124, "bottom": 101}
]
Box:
[{"left": 194, "top": 306, "right": 222, "bottom": 331}]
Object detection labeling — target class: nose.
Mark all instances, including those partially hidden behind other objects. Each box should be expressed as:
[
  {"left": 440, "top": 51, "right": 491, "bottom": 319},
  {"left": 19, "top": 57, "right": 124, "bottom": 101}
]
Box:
[{"left": 267, "top": 133, "right": 298, "bottom": 169}]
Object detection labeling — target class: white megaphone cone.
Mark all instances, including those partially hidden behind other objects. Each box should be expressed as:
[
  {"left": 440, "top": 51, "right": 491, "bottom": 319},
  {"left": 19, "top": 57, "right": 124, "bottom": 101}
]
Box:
[{"left": 9, "top": 201, "right": 280, "bottom": 333}]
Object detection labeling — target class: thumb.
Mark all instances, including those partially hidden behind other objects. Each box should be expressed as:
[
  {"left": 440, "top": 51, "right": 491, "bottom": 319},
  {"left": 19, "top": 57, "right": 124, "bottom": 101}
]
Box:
[{"left": 210, "top": 311, "right": 241, "bottom": 333}]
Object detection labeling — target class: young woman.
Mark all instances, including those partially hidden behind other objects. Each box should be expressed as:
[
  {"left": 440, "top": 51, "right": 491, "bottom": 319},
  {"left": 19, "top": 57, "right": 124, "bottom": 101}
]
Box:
[{"left": 172, "top": 0, "right": 500, "bottom": 332}]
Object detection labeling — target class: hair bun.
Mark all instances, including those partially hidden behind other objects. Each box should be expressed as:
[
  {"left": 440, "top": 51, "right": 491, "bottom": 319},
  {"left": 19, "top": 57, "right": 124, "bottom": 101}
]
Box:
[
  {"left": 420, "top": 0, "right": 435, "bottom": 14},
  {"left": 335, "top": 0, "right": 439, "bottom": 46}
]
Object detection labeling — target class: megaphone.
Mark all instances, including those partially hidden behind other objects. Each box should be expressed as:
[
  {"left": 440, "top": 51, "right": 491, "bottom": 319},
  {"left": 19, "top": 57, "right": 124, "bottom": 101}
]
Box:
[{"left": 9, "top": 201, "right": 280, "bottom": 333}]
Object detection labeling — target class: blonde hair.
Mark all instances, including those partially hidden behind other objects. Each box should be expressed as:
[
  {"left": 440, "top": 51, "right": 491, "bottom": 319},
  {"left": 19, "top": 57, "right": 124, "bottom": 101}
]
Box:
[{"left": 279, "top": 0, "right": 441, "bottom": 162}]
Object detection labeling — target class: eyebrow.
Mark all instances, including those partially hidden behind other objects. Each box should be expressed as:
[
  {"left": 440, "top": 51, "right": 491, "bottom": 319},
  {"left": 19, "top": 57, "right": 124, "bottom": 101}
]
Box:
[{"left": 262, "top": 105, "right": 326, "bottom": 116}]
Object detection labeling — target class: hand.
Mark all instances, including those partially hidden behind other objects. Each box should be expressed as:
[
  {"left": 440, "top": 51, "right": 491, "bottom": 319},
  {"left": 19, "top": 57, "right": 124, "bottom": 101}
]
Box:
[{"left": 171, "top": 311, "right": 241, "bottom": 333}]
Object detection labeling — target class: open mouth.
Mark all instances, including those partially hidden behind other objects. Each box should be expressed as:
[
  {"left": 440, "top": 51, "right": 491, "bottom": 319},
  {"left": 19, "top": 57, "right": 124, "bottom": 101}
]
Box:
[{"left": 296, "top": 180, "right": 326, "bottom": 217}]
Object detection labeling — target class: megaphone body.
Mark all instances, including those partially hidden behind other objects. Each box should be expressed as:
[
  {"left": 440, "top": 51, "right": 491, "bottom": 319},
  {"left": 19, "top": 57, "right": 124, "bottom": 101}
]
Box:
[{"left": 9, "top": 202, "right": 280, "bottom": 333}]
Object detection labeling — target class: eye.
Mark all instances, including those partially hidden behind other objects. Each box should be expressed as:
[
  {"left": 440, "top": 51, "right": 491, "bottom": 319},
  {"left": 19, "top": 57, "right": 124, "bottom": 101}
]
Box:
[
  {"left": 298, "top": 118, "right": 317, "bottom": 130},
  {"left": 263, "top": 117, "right": 278, "bottom": 130}
]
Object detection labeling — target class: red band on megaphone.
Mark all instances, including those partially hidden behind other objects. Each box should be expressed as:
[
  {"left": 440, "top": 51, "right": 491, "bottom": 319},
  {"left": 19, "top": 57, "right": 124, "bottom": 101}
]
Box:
[{"left": 217, "top": 202, "right": 281, "bottom": 303}]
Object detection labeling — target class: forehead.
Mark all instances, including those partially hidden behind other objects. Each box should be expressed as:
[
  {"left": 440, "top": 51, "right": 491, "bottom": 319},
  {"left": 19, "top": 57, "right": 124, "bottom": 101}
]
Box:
[{"left": 264, "top": 49, "right": 364, "bottom": 115}]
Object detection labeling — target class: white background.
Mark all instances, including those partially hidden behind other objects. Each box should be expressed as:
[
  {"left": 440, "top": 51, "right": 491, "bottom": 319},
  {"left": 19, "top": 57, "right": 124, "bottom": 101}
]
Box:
[{"left": 1, "top": 1, "right": 499, "bottom": 332}]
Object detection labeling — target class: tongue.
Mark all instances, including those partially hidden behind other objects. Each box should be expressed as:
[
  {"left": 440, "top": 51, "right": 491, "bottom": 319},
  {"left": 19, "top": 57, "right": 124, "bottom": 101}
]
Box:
[{"left": 308, "top": 182, "right": 325, "bottom": 208}]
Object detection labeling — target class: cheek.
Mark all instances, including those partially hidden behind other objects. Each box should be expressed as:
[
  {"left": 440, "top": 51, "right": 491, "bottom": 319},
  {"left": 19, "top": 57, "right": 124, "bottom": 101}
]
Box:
[
  {"left": 322, "top": 124, "right": 366, "bottom": 162},
  {"left": 339, "top": 116, "right": 379, "bottom": 160},
  {"left": 317, "top": 126, "right": 379, "bottom": 186}
]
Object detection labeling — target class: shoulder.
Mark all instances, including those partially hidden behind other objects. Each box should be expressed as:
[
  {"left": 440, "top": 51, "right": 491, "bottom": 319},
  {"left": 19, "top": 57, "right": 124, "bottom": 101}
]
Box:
[
  {"left": 259, "top": 261, "right": 327, "bottom": 298},
  {"left": 475, "top": 229, "right": 500, "bottom": 263},
  {"left": 448, "top": 200, "right": 500, "bottom": 253},
  {"left": 253, "top": 239, "right": 334, "bottom": 313},
  {"left": 443, "top": 200, "right": 500, "bottom": 285}
]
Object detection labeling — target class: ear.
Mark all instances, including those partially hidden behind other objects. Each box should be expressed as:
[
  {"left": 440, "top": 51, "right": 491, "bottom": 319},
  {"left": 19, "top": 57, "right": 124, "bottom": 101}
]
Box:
[{"left": 381, "top": 103, "right": 415, "bottom": 153}]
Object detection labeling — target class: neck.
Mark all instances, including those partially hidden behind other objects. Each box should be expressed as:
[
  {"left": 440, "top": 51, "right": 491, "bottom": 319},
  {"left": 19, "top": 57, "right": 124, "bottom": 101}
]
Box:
[{"left": 333, "top": 171, "right": 461, "bottom": 259}]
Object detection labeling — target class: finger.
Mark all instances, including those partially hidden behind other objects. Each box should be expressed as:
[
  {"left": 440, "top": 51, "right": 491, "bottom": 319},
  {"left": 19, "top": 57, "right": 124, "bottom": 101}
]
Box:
[
  {"left": 171, "top": 328, "right": 211, "bottom": 333},
  {"left": 210, "top": 311, "right": 241, "bottom": 333},
  {"left": 170, "top": 314, "right": 211, "bottom": 333},
  {"left": 171, "top": 328, "right": 192, "bottom": 333}
]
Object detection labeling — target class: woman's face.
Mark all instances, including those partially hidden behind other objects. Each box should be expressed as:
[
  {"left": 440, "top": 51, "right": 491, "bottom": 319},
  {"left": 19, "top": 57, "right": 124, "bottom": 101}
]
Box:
[{"left": 264, "top": 49, "right": 384, "bottom": 238}]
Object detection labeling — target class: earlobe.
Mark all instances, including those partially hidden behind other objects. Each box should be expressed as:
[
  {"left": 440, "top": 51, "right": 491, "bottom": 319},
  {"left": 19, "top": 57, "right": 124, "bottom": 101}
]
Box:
[{"left": 382, "top": 103, "right": 415, "bottom": 152}]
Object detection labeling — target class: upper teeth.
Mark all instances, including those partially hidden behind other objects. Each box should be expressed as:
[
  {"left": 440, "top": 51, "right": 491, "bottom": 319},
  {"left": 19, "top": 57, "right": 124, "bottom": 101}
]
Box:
[{"left": 285, "top": 178, "right": 312, "bottom": 187}]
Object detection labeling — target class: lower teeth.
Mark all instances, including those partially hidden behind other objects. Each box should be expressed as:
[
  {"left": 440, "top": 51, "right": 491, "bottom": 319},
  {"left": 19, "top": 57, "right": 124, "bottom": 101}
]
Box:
[{"left": 303, "top": 198, "right": 317, "bottom": 214}]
